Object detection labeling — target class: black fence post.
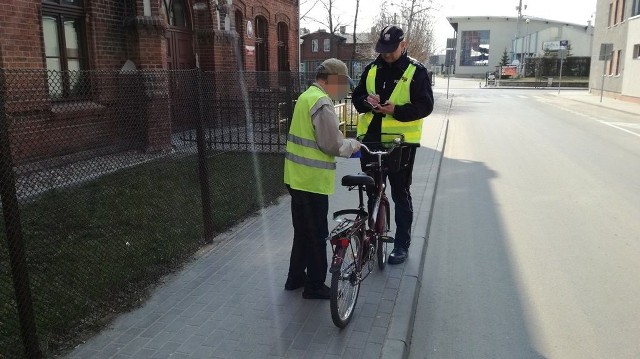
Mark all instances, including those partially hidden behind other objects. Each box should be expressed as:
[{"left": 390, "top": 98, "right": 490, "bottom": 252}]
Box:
[
  {"left": 195, "top": 69, "right": 215, "bottom": 243},
  {"left": 0, "top": 72, "right": 42, "bottom": 358}
]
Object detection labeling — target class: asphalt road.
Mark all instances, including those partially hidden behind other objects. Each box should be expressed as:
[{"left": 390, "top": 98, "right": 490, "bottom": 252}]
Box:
[{"left": 409, "top": 88, "right": 640, "bottom": 359}]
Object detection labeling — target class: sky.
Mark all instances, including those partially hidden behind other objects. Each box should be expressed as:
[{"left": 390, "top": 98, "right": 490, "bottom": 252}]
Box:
[{"left": 300, "top": 0, "right": 598, "bottom": 54}]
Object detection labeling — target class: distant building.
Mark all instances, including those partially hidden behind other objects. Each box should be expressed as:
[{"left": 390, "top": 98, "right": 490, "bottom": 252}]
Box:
[
  {"left": 447, "top": 16, "right": 594, "bottom": 78},
  {"left": 589, "top": 0, "right": 640, "bottom": 102},
  {"left": 299, "top": 27, "right": 376, "bottom": 81}
]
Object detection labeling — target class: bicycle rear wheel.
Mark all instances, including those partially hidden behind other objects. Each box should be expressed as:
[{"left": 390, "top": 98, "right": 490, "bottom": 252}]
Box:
[
  {"left": 377, "top": 199, "right": 391, "bottom": 270},
  {"left": 330, "top": 233, "right": 361, "bottom": 328}
]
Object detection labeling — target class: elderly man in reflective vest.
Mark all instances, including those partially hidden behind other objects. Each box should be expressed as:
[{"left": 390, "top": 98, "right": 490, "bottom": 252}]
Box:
[
  {"left": 283, "top": 58, "right": 361, "bottom": 299},
  {"left": 352, "top": 25, "right": 434, "bottom": 265}
]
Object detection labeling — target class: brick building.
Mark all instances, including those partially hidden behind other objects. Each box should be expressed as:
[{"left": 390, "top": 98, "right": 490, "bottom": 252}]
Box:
[
  {"left": 0, "top": 0, "right": 299, "bottom": 72},
  {"left": 300, "top": 27, "right": 375, "bottom": 81},
  {"left": 0, "top": 0, "right": 300, "bottom": 163}
]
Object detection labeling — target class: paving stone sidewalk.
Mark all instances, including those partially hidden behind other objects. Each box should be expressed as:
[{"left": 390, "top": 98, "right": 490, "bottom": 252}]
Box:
[{"left": 66, "top": 98, "right": 450, "bottom": 359}]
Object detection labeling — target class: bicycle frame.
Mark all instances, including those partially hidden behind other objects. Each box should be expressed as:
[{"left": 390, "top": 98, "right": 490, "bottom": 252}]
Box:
[
  {"left": 360, "top": 143, "right": 391, "bottom": 238},
  {"left": 328, "top": 135, "right": 412, "bottom": 328},
  {"left": 328, "top": 143, "right": 395, "bottom": 277}
]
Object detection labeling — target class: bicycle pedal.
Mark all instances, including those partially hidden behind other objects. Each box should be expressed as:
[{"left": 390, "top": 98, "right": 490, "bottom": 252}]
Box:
[{"left": 379, "top": 236, "right": 394, "bottom": 243}]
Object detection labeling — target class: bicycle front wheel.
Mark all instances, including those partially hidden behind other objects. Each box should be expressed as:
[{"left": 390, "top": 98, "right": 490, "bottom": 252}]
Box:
[
  {"left": 330, "top": 236, "right": 361, "bottom": 328},
  {"left": 377, "top": 198, "right": 391, "bottom": 270}
]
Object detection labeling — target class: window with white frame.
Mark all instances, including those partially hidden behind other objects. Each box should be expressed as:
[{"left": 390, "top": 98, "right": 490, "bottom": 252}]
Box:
[
  {"left": 312, "top": 39, "right": 318, "bottom": 52},
  {"left": 634, "top": 44, "right": 640, "bottom": 59},
  {"left": 323, "top": 38, "right": 330, "bottom": 52},
  {"left": 42, "top": 0, "right": 88, "bottom": 99}
]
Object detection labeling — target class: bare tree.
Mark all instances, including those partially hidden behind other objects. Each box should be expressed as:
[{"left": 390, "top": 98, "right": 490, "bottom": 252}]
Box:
[
  {"left": 299, "top": 0, "right": 320, "bottom": 25},
  {"left": 300, "top": 0, "right": 345, "bottom": 34},
  {"left": 372, "top": 0, "right": 438, "bottom": 64}
]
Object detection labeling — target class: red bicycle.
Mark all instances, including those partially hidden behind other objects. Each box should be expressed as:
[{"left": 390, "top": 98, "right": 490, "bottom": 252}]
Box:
[{"left": 328, "top": 134, "right": 416, "bottom": 328}]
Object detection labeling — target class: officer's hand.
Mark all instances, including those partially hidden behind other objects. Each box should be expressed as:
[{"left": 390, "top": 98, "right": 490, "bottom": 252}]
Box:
[
  {"left": 366, "top": 95, "right": 381, "bottom": 109},
  {"left": 374, "top": 101, "right": 395, "bottom": 115}
]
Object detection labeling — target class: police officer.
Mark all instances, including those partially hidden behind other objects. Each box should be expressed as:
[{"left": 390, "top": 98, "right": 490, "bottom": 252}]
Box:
[
  {"left": 284, "top": 58, "right": 361, "bottom": 299},
  {"left": 352, "top": 25, "right": 434, "bottom": 264}
]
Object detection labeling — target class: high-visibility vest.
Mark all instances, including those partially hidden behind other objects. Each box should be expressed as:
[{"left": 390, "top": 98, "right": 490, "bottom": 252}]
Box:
[
  {"left": 284, "top": 85, "right": 337, "bottom": 195},
  {"left": 356, "top": 63, "right": 424, "bottom": 143}
]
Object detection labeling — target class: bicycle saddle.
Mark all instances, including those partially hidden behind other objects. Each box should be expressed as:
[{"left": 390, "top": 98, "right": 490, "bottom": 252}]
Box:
[{"left": 341, "top": 174, "right": 374, "bottom": 187}]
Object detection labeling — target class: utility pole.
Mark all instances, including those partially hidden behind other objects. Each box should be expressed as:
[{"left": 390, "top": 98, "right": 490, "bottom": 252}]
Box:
[
  {"left": 523, "top": 18, "right": 530, "bottom": 77},
  {"left": 515, "top": 0, "right": 526, "bottom": 75}
]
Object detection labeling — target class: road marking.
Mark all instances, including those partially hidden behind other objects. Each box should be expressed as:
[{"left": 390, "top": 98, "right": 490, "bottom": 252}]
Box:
[
  {"left": 542, "top": 100, "right": 640, "bottom": 138},
  {"left": 608, "top": 122, "right": 640, "bottom": 129},
  {"left": 599, "top": 121, "right": 640, "bottom": 138}
]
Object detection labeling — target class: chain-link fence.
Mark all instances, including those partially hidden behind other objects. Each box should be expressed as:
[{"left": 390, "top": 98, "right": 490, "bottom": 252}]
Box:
[{"left": 0, "top": 68, "right": 320, "bottom": 358}]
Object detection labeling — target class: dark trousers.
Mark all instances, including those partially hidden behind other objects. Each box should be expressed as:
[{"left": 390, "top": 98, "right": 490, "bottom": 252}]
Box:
[
  {"left": 286, "top": 185, "right": 329, "bottom": 289},
  {"left": 387, "top": 168, "right": 413, "bottom": 249},
  {"left": 362, "top": 147, "right": 416, "bottom": 250}
]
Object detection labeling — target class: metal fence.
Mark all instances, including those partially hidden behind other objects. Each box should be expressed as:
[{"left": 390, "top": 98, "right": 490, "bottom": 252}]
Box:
[
  {"left": 526, "top": 56, "right": 591, "bottom": 78},
  {"left": 0, "top": 68, "right": 327, "bottom": 358}
]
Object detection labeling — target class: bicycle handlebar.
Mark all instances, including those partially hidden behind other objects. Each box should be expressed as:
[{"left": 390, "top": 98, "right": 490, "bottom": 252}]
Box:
[
  {"left": 359, "top": 139, "right": 418, "bottom": 156},
  {"left": 358, "top": 143, "right": 391, "bottom": 157}
]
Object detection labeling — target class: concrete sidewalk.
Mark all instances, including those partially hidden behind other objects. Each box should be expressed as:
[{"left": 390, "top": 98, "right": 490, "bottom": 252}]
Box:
[
  {"left": 552, "top": 90, "right": 640, "bottom": 117},
  {"left": 66, "top": 97, "right": 451, "bottom": 359}
]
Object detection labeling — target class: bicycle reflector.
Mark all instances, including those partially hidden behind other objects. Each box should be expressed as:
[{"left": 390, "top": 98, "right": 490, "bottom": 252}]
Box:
[{"left": 330, "top": 237, "right": 350, "bottom": 247}]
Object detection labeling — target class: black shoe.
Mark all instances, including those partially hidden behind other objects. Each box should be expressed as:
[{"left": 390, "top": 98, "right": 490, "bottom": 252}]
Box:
[
  {"left": 388, "top": 248, "right": 408, "bottom": 265},
  {"left": 284, "top": 277, "right": 305, "bottom": 291},
  {"left": 302, "top": 284, "right": 331, "bottom": 299}
]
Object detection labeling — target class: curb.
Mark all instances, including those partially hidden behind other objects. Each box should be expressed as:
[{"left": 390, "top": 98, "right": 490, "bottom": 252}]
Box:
[
  {"left": 555, "top": 93, "right": 640, "bottom": 117},
  {"left": 381, "top": 98, "right": 451, "bottom": 358}
]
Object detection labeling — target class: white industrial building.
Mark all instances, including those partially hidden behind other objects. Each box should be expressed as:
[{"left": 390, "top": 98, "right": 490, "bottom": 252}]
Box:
[
  {"left": 589, "top": 0, "right": 640, "bottom": 102},
  {"left": 447, "top": 16, "right": 594, "bottom": 78}
]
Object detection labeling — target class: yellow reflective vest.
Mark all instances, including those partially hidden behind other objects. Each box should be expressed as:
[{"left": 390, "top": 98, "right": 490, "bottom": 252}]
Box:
[
  {"left": 356, "top": 63, "right": 424, "bottom": 143},
  {"left": 284, "top": 85, "right": 337, "bottom": 195}
]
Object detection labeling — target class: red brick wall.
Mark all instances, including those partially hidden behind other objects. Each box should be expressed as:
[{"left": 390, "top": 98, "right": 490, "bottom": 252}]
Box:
[
  {"left": 0, "top": 0, "right": 300, "bottom": 71},
  {"left": 1, "top": 0, "right": 300, "bottom": 163},
  {"left": 191, "top": 0, "right": 299, "bottom": 73},
  {"left": 0, "top": 0, "right": 44, "bottom": 69},
  {"left": 87, "top": 0, "right": 131, "bottom": 70},
  {"left": 0, "top": 0, "right": 135, "bottom": 70}
]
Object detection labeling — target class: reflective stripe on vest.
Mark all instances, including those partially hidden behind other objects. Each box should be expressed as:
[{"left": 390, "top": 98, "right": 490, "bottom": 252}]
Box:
[
  {"left": 283, "top": 85, "right": 337, "bottom": 195},
  {"left": 356, "top": 63, "right": 424, "bottom": 143},
  {"left": 285, "top": 151, "right": 337, "bottom": 170}
]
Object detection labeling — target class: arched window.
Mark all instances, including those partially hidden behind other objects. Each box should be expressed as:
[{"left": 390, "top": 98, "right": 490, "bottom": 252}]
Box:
[
  {"left": 255, "top": 15, "right": 269, "bottom": 72},
  {"left": 277, "top": 22, "right": 289, "bottom": 72},
  {"left": 161, "top": 0, "right": 188, "bottom": 28}
]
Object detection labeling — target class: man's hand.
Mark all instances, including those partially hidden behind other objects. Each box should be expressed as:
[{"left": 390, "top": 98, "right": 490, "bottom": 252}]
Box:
[
  {"left": 346, "top": 138, "right": 361, "bottom": 152},
  {"left": 353, "top": 140, "right": 361, "bottom": 152}
]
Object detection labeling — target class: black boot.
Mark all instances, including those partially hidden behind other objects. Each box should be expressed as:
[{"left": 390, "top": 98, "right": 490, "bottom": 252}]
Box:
[{"left": 388, "top": 247, "right": 408, "bottom": 265}]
